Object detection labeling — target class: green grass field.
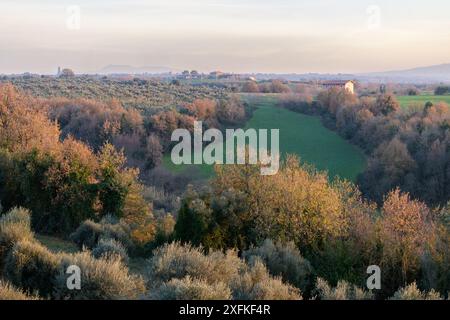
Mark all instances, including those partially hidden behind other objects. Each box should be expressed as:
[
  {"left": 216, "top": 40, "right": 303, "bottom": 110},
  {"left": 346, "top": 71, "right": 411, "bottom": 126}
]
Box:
[
  {"left": 242, "top": 95, "right": 366, "bottom": 181},
  {"left": 163, "top": 154, "right": 215, "bottom": 177},
  {"left": 164, "top": 95, "right": 366, "bottom": 181},
  {"left": 36, "top": 234, "right": 79, "bottom": 254},
  {"left": 398, "top": 95, "right": 450, "bottom": 109}
]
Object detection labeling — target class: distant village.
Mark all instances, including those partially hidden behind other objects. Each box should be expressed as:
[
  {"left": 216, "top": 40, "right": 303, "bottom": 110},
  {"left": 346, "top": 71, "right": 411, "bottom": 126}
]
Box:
[{"left": 0, "top": 66, "right": 367, "bottom": 95}]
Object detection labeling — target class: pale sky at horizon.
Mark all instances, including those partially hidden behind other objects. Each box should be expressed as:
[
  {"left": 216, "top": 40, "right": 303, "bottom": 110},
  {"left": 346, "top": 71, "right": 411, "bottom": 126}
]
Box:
[{"left": 1, "top": 0, "right": 449, "bottom": 74}]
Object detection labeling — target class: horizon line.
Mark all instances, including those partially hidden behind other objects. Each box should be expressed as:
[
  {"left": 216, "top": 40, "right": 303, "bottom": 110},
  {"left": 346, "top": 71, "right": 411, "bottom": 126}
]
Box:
[{"left": 2, "top": 61, "right": 450, "bottom": 77}]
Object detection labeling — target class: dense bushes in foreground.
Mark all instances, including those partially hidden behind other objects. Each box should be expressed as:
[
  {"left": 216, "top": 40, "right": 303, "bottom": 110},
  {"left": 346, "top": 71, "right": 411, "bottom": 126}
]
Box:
[
  {"left": 5, "top": 239, "right": 61, "bottom": 297},
  {"left": 0, "top": 205, "right": 448, "bottom": 300},
  {"left": 173, "top": 158, "right": 450, "bottom": 298},
  {"left": 0, "top": 207, "right": 145, "bottom": 299},
  {"left": 146, "top": 242, "right": 301, "bottom": 300},
  {"left": 243, "top": 239, "right": 313, "bottom": 294},
  {"left": 314, "top": 278, "right": 373, "bottom": 300},
  {"left": 92, "top": 238, "right": 129, "bottom": 263},
  {"left": 0, "top": 207, "right": 34, "bottom": 263},
  {"left": 1, "top": 209, "right": 301, "bottom": 300},
  {"left": 0, "top": 280, "right": 38, "bottom": 300},
  {"left": 54, "top": 251, "right": 145, "bottom": 300},
  {"left": 70, "top": 217, "right": 134, "bottom": 252}
]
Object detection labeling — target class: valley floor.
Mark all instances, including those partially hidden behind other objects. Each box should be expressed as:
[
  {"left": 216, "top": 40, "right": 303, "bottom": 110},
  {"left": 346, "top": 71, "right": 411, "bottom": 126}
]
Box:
[{"left": 164, "top": 94, "right": 366, "bottom": 182}]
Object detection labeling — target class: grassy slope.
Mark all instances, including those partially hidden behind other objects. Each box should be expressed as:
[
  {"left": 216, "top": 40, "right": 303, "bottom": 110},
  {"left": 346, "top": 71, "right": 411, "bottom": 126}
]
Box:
[
  {"left": 242, "top": 95, "right": 366, "bottom": 181},
  {"left": 36, "top": 233, "right": 145, "bottom": 276},
  {"left": 163, "top": 153, "right": 215, "bottom": 178},
  {"left": 164, "top": 95, "right": 366, "bottom": 181},
  {"left": 398, "top": 95, "right": 450, "bottom": 109},
  {"left": 36, "top": 234, "right": 78, "bottom": 254}
]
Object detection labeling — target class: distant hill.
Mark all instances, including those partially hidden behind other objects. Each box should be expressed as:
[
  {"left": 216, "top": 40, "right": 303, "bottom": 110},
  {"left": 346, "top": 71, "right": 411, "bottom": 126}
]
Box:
[
  {"left": 247, "top": 64, "right": 450, "bottom": 84},
  {"left": 96, "top": 63, "right": 450, "bottom": 83},
  {"left": 99, "top": 65, "right": 179, "bottom": 75},
  {"left": 358, "top": 63, "right": 450, "bottom": 83}
]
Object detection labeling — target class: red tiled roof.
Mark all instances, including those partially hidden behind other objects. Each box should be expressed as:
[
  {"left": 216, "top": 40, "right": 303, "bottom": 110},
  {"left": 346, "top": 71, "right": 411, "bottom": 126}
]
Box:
[{"left": 321, "top": 80, "right": 354, "bottom": 85}]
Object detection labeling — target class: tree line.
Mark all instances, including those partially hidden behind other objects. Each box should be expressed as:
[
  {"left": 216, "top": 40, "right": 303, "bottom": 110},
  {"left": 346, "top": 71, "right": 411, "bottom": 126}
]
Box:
[
  {"left": 280, "top": 88, "right": 450, "bottom": 207},
  {"left": 0, "top": 84, "right": 155, "bottom": 243}
]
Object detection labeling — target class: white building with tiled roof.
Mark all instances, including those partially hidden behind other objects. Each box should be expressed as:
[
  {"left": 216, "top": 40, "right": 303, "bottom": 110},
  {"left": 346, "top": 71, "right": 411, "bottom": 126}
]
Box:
[{"left": 321, "top": 80, "right": 355, "bottom": 94}]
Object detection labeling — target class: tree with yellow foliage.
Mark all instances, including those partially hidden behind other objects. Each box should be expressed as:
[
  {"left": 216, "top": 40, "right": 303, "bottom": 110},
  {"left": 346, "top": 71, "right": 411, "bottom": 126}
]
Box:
[{"left": 176, "top": 155, "right": 347, "bottom": 251}]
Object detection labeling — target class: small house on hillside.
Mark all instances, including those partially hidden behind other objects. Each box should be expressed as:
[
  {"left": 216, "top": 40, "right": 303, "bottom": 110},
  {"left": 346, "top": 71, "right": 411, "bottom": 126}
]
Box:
[{"left": 321, "top": 80, "right": 355, "bottom": 94}]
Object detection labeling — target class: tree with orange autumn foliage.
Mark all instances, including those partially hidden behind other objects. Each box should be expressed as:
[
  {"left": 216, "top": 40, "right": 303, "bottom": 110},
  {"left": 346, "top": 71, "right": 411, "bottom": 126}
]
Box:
[{"left": 0, "top": 84, "right": 156, "bottom": 242}]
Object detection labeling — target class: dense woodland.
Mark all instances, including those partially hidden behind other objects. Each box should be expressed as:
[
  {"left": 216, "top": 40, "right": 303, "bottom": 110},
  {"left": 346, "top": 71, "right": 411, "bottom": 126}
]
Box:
[
  {"left": 0, "top": 80, "right": 449, "bottom": 300},
  {"left": 280, "top": 88, "right": 450, "bottom": 206}
]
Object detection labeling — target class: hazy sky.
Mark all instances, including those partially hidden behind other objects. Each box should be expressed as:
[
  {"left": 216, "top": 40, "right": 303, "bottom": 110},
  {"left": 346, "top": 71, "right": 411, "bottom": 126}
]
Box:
[{"left": 1, "top": 0, "right": 449, "bottom": 74}]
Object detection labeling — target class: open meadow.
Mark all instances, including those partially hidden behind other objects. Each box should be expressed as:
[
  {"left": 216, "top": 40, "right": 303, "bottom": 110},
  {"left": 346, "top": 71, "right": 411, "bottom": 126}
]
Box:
[
  {"left": 164, "top": 94, "right": 366, "bottom": 182},
  {"left": 398, "top": 95, "right": 450, "bottom": 109}
]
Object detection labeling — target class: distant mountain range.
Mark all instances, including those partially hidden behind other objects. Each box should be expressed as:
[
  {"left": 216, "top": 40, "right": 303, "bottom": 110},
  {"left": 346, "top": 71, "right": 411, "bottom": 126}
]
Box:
[
  {"left": 250, "top": 64, "right": 450, "bottom": 84},
  {"left": 357, "top": 63, "right": 450, "bottom": 83},
  {"left": 99, "top": 65, "right": 180, "bottom": 74}
]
